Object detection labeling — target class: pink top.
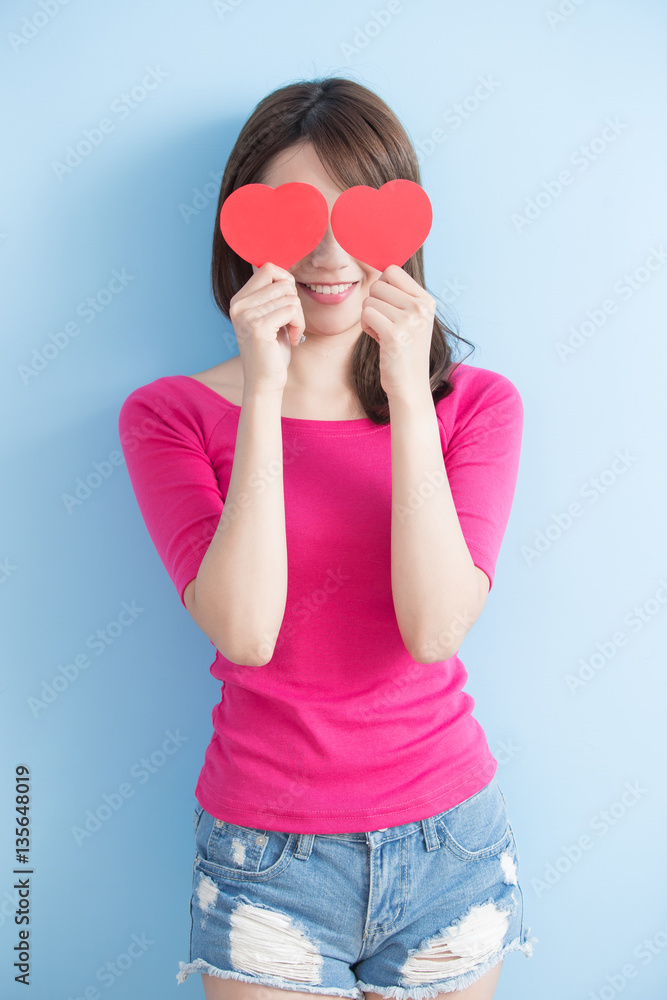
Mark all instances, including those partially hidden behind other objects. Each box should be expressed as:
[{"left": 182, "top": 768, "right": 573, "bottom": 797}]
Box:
[{"left": 118, "top": 362, "right": 523, "bottom": 833}]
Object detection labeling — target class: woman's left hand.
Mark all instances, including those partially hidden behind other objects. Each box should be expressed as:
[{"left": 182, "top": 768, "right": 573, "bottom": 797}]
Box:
[{"left": 360, "top": 264, "right": 437, "bottom": 401}]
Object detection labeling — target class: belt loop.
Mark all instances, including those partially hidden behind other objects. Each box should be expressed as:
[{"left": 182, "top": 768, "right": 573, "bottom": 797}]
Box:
[
  {"left": 294, "top": 832, "right": 315, "bottom": 860},
  {"left": 421, "top": 814, "right": 441, "bottom": 852}
]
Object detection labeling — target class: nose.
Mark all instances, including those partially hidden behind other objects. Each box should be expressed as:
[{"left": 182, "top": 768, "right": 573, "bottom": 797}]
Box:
[{"left": 308, "top": 220, "right": 350, "bottom": 267}]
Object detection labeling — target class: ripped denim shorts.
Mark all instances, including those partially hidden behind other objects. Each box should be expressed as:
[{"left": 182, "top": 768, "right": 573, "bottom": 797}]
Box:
[{"left": 177, "top": 773, "right": 537, "bottom": 997}]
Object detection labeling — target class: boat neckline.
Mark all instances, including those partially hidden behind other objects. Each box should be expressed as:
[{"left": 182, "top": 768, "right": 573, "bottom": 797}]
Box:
[{"left": 173, "top": 374, "right": 385, "bottom": 430}]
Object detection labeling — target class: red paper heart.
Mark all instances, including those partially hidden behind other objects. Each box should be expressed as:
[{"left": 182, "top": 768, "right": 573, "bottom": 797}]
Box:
[
  {"left": 219, "top": 182, "right": 330, "bottom": 270},
  {"left": 330, "top": 179, "right": 432, "bottom": 271}
]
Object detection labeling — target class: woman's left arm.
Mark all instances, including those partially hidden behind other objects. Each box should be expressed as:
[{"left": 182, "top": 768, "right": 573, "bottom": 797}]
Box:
[
  {"left": 361, "top": 265, "right": 489, "bottom": 663},
  {"left": 388, "top": 391, "right": 489, "bottom": 662}
]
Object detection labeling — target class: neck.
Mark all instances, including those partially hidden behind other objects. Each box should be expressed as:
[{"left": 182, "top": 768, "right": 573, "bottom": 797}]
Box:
[{"left": 285, "top": 327, "right": 363, "bottom": 398}]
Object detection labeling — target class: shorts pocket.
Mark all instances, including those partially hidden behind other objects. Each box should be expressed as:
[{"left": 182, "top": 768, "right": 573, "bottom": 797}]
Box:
[
  {"left": 192, "top": 804, "right": 205, "bottom": 835},
  {"left": 194, "top": 808, "right": 296, "bottom": 883},
  {"left": 434, "top": 775, "right": 513, "bottom": 861}
]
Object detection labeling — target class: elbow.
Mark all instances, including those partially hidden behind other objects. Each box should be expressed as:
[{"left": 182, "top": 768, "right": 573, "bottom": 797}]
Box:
[
  {"left": 412, "top": 645, "right": 460, "bottom": 664},
  {"left": 224, "top": 622, "right": 278, "bottom": 666},
  {"left": 226, "top": 646, "right": 274, "bottom": 667},
  {"left": 409, "top": 641, "right": 457, "bottom": 664},
  {"left": 222, "top": 648, "right": 274, "bottom": 667},
  {"left": 213, "top": 632, "right": 276, "bottom": 667},
  {"left": 403, "top": 631, "right": 445, "bottom": 664},
  {"left": 186, "top": 586, "right": 278, "bottom": 666},
  {"left": 397, "top": 614, "right": 448, "bottom": 662},
  {"left": 407, "top": 627, "right": 465, "bottom": 664},
  {"left": 408, "top": 604, "right": 480, "bottom": 663}
]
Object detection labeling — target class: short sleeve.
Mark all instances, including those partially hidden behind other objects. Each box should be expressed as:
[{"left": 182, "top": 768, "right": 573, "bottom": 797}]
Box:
[
  {"left": 441, "top": 374, "right": 524, "bottom": 592},
  {"left": 118, "top": 384, "right": 225, "bottom": 607}
]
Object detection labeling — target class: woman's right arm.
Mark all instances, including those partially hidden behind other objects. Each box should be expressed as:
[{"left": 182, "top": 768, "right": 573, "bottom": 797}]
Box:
[
  {"left": 183, "top": 387, "right": 287, "bottom": 666},
  {"left": 183, "top": 263, "right": 304, "bottom": 667}
]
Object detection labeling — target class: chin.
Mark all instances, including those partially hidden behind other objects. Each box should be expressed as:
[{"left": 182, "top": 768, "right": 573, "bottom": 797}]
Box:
[{"left": 302, "top": 313, "right": 361, "bottom": 336}]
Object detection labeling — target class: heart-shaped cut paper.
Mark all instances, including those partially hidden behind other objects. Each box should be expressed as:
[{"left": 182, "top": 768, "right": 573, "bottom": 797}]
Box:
[
  {"left": 330, "top": 179, "right": 432, "bottom": 271},
  {"left": 219, "top": 182, "right": 329, "bottom": 269}
]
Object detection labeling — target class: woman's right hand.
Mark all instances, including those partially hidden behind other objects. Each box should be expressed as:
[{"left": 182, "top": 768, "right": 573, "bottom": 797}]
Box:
[{"left": 229, "top": 262, "right": 305, "bottom": 393}]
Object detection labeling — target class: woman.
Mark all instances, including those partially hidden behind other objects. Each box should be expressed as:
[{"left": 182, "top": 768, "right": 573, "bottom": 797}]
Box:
[{"left": 118, "top": 76, "right": 536, "bottom": 1000}]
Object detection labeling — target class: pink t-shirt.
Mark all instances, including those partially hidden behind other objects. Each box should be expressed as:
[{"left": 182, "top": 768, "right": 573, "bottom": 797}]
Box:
[{"left": 118, "top": 362, "right": 523, "bottom": 833}]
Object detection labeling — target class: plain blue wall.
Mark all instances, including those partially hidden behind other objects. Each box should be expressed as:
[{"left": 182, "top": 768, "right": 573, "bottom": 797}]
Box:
[{"left": 2, "top": 0, "right": 666, "bottom": 997}]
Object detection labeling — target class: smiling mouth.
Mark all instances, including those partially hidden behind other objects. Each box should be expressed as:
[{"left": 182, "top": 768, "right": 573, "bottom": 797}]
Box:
[{"left": 299, "top": 281, "right": 357, "bottom": 294}]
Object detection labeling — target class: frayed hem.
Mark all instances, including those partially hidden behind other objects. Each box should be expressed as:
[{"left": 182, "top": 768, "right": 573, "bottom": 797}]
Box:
[
  {"left": 353, "top": 930, "right": 538, "bottom": 999},
  {"left": 176, "top": 958, "right": 363, "bottom": 997}
]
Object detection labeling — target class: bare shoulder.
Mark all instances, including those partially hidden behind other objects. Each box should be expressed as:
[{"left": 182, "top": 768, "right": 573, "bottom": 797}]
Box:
[
  {"left": 189, "top": 356, "right": 241, "bottom": 387},
  {"left": 188, "top": 357, "right": 243, "bottom": 402}
]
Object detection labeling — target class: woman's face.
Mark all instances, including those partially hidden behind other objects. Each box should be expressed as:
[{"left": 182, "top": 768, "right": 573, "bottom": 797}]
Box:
[{"left": 252, "top": 141, "right": 381, "bottom": 338}]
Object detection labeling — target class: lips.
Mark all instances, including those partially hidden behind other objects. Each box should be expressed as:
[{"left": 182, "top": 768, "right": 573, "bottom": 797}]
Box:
[{"left": 298, "top": 281, "right": 359, "bottom": 304}]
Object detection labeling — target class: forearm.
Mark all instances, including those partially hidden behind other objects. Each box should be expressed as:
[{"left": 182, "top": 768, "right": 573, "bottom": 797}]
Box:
[
  {"left": 192, "top": 388, "right": 287, "bottom": 666},
  {"left": 389, "top": 391, "right": 480, "bottom": 663}
]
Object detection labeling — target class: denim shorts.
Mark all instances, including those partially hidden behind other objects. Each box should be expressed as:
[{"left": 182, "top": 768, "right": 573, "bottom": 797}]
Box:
[{"left": 176, "top": 774, "right": 537, "bottom": 997}]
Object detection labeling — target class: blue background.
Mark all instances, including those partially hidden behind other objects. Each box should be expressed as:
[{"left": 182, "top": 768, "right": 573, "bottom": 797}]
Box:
[{"left": 2, "top": 0, "right": 666, "bottom": 997}]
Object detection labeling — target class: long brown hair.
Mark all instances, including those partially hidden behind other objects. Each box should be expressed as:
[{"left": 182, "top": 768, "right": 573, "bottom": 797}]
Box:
[{"left": 211, "top": 76, "right": 476, "bottom": 425}]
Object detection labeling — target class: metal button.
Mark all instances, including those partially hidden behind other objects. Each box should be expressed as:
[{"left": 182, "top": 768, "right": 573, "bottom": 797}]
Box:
[{"left": 256, "top": 835, "right": 267, "bottom": 845}]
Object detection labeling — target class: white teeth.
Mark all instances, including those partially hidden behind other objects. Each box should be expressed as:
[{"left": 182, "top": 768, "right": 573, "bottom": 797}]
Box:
[{"left": 304, "top": 282, "right": 354, "bottom": 294}]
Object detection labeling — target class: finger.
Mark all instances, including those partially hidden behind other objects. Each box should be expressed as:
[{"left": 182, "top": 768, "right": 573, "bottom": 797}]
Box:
[
  {"left": 239, "top": 281, "right": 299, "bottom": 310},
  {"left": 362, "top": 297, "right": 402, "bottom": 323},
  {"left": 284, "top": 309, "right": 306, "bottom": 345},
  {"left": 246, "top": 262, "right": 297, "bottom": 291},
  {"left": 257, "top": 298, "right": 305, "bottom": 343},
  {"left": 361, "top": 305, "right": 394, "bottom": 338},
  {"left": 252, "top": 302, "right": 304, "bottom": 340},
  {"left": 366, "top": 280, "right": 411, "bottom": 308},
  {"left": 378, "top": 263, "right": 424, "bottom": 298}
]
